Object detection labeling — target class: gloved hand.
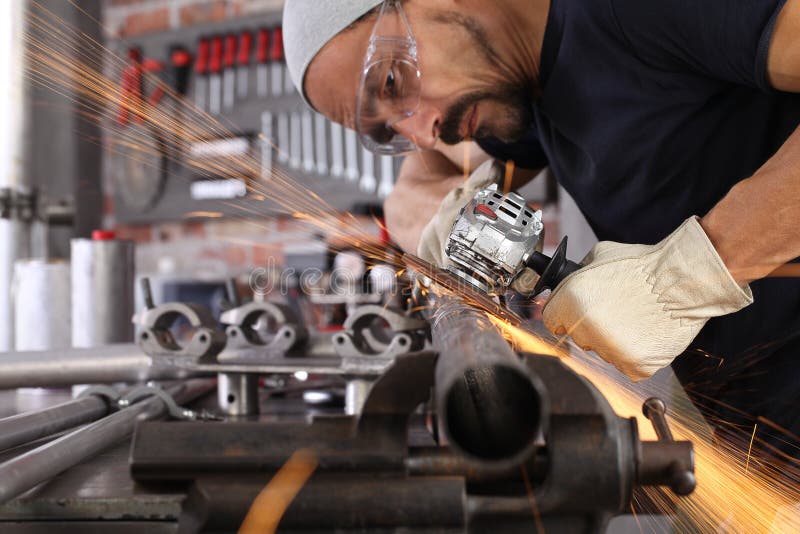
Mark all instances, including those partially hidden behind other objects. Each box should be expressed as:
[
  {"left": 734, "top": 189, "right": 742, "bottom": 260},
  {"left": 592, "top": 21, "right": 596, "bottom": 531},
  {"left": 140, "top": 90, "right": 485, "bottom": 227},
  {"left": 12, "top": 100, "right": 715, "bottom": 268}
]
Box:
[
  {"left": 417, "top": 159, "right": 503, "bottom": 266},
  {"left": 543, "top": 216, "right": 754, "bottom": 381}
]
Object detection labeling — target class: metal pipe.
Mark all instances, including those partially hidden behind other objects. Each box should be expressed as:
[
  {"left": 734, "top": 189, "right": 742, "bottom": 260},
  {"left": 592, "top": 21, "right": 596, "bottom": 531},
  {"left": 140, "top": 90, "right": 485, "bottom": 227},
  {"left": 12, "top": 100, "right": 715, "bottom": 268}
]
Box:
[
  {"left": 0, "top": 344, "right": 200, "bottom": 388},
  {"left": 0, "top": 379, "right": 215, "bottom": 504},
  {"left": 217, "top": 373, "right": 259, "bottom": 416},
  {"left": 345, "top": 378, "right": 372, "bottom": 416},
  {"left": 431, "top": 295, "right": 547, "bottom": 465},
  {"left": 0, "top": 0, "right": 31, "bottom": 352},
  {"left": 71, "top": 237, "right": 135, "bottom": 347},
  {"left": 0, "top": 395, "right": 108, "bottom": 452}
]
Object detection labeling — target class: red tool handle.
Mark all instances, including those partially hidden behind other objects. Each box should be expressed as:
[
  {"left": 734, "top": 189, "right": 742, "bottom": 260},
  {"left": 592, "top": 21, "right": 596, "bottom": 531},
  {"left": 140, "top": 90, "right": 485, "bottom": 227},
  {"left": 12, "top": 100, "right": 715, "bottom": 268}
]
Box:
[
  {"left": 256, "top": 28, "right": 270, "bottom": 64},
  {"left": 195, "top": 37, "right": 210, "bottom": 75},
  {"left": 223, "top": 33, "right": 237, "bottom": 69},
  {"left": 143, "top": 59, "right": 165, "bottom": 107},
  {"left": 209, "top": 35, "right": 223, "bottom": 74},
  {"left": 128, "top": 47, "right": 144, "bottom": 99},
  {"left": 270, "top": 27, "right": 284, "bottom": 62},
  {"left": 170, "top": 46, "right": 193, "bottom": 96},
  {"left": 118, "top": 47, "right": 143, "bottom": 126},
  {"left": 117, "top": 66, "right": 133, "bottom": 126},
  {"left": 237, "top": 31, "right": 252, "bottom": 66}
]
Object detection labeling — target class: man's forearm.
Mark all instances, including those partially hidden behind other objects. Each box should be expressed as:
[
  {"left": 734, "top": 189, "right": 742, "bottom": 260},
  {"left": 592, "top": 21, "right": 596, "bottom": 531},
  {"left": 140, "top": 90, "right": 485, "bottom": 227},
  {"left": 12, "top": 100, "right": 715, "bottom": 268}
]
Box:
[{"left": 701, "top": 125, "right": 800, "bottom": 285}]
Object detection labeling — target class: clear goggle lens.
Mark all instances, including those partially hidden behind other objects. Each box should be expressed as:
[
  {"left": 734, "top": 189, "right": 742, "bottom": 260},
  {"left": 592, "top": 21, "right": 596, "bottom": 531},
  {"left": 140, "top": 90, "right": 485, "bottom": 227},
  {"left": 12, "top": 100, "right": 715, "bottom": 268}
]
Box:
[{"left": 357, "top": 54, "right": 421, "bottom": 155}]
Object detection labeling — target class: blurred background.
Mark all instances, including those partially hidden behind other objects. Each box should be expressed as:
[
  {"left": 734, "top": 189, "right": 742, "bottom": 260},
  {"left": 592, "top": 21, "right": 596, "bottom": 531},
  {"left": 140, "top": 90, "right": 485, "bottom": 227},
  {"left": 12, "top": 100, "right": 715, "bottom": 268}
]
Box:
[{"left": 0, "top": 0, "right": 596, "bottom": 352}]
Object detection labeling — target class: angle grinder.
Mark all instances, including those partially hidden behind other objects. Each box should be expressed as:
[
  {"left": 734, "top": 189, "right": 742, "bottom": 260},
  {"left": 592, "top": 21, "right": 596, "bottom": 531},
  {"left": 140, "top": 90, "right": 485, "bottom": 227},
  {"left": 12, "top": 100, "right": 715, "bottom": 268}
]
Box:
[{"left": 444, "top": 184, "right": 582, "bottom": 296}]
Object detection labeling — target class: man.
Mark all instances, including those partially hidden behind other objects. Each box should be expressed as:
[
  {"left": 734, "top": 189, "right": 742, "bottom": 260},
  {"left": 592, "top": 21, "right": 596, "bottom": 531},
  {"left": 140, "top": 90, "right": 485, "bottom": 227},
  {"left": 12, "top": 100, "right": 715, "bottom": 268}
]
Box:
[{"left": 283, "top": 0, "right": 800, "bottom": 466}]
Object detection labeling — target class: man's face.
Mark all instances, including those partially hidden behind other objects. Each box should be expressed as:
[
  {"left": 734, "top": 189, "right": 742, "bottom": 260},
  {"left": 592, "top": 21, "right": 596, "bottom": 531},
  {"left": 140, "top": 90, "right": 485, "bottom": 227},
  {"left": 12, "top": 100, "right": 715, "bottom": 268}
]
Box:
[{"left": 305, "top": 0, "right": 535, "bottom": 151}]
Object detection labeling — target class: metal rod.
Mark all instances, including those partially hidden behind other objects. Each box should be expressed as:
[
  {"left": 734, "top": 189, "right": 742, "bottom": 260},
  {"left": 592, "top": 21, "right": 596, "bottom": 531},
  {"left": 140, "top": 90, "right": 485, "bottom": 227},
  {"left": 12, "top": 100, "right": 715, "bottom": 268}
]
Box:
[
  {"left": 0, "top": 395, "right": 108, "bottom": 452},
  {"left": 430, "top": 294, "right": 547, "bottom": 465},
  {"left": 140, "top": 277, "right": 155, "bottom": 309},
  {"left": 642, "top": 397, "right": 674, "bottom": 441},
  {"left": 0, "top": 0, "right": 32, "bottom": 352},
  {"left": 0, "top": 344, "right": 199, "bottom": 388},
  {"left": 0, "top": 379, "right": 215, "bottom": 504}
]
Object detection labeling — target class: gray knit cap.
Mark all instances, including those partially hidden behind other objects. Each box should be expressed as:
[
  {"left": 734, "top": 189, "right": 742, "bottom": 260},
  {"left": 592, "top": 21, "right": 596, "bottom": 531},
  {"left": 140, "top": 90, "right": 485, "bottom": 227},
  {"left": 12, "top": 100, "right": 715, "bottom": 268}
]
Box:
[{"left": 283, "top": 0, "right": 383, "bottom": 108}]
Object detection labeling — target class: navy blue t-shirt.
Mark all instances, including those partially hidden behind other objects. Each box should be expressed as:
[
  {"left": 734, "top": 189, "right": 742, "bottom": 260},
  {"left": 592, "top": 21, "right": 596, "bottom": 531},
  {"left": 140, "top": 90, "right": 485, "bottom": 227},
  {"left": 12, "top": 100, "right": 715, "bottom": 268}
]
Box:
[{"left": 479, "top": 0, "right": 800, "bottom": 462}]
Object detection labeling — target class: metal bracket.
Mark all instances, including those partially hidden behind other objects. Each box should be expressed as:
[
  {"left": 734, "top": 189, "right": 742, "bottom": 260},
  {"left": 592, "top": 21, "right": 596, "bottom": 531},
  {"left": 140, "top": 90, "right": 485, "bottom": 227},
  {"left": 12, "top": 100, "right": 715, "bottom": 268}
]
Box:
[
  {"left": 77, "top": 384, "right": 123, "bottom": 409},
  {"left": 121, "top": 384, "right": 222, "bottom": 421},
  {"left": 333, "top": 305, "right": 429, "bottom": 359},
  {"left": 133, "top": 301, "right": 227, "bottom": 362},
  {"left": 220, "top": 300, "right": 308, "bottom": 355}
]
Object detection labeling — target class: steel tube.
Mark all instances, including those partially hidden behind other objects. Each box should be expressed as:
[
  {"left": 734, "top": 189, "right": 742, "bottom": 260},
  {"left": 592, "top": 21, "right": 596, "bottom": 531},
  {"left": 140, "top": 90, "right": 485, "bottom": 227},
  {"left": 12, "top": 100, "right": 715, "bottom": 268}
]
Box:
[
  {"left": 0, "top": 344, "right": 198, "bottom": 388},
  {"left": 217, "top": 373, "right": 259, "bottom": 416},
  {"left": 0, "top": 379, "right": 214, "bottom": 504},
  {"left": 71, "top": 238, "right": 135, "bottom": 347},
  {"left": 0, "top": 395, "right": 108, "bottom": 452},
  {"left": 431, "top": 295, "right": 547, "bottom": 465},
  {"left": 0, "top": 0, "right": 31, "bottom": 352}
]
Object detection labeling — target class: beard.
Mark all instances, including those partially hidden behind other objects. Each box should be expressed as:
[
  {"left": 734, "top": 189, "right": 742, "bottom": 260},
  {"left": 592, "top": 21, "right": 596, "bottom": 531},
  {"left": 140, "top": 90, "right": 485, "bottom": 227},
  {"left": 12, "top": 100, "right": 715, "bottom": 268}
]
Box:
[{"left": 438, "top": 86, "right": 534, "bottom": 146}]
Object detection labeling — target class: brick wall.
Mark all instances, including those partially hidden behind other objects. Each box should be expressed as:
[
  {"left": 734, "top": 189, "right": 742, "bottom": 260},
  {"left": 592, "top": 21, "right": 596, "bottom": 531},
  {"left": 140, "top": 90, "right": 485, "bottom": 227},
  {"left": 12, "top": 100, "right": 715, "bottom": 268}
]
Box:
[{"left": 103, "top": 0, "right": 284, "bottom": 38}]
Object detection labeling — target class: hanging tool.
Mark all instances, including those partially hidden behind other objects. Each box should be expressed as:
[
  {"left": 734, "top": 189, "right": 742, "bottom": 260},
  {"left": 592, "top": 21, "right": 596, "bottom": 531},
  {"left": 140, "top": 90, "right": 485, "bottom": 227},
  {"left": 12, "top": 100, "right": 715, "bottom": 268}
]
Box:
[
  {"left": 314, "top": 113, "right": 329, "bottom": 176},
  {"left": 302, "top": 110, "right": 316, "bottom": 173},
  {"left": 236, "top": 30, "right": 252, "bottom": 101},
  {"left": 256, "top": 28, "right": 270, "bottom": 98},
  {"left": 116, "top": 47, "right": 141, "bottom": 126},
  {"left": 277, "top": 112, "right": 290, "bottom": 164},
  {"left": 378, "top": 155, "right": 395, "bottom": 198},
  {"left": 261, "top": 111, "right": 273, "bottom": 179},
  {"left": 168, "top": 46, "right": 193, "bottom": 97},
  {"left": 290, "top": 111, "right": 302, "bottom": 169},
  {"left": 270, "top": 27, "right": 284, "bottom": 97},
  {"left": 193, "top": 37, "right": 209, "bottom": 111},
  {"left": 222, "top": 33, "right": 237, "bottom": 111},
  {"left": 359, "top": 145, "right": 377, "bottom": 194},
  {"left": 330, "top": 122, "right": 345, "bottom": 178},
  {"left": 345, "top": 128, "right": 360, "bottom": 182},
  {"left": 208, "top": 35, "right": 223, "bottom": 115},
  {"left": 146, "top": 44, "right": 191, "bottom": 107},
  {"left": 281, "top": 26, "right": 294, "bottom": 95},
  {"left": 112, "top": 47, "right": 168, "bottom": 212}
]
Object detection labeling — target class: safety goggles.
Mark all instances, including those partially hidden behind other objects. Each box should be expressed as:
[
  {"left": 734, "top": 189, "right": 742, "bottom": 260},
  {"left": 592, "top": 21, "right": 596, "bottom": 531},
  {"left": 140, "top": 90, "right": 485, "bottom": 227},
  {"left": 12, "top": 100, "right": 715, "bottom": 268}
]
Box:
[{"left": 355, "top": 0, "right": 421, "bottom": 156}]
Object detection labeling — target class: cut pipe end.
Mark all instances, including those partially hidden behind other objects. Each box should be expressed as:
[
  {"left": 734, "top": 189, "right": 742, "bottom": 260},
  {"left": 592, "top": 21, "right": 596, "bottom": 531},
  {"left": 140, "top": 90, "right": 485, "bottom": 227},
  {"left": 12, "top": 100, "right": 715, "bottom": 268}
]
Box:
[{"left": 443, "top": 364, "right": 542, "bottom": 462}]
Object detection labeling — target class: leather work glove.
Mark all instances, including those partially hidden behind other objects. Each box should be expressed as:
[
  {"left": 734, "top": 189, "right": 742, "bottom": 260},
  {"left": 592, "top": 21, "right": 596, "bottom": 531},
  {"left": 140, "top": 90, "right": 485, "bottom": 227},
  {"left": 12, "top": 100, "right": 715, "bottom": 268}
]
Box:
[
  {"left": 543, "top": 216, "right": 754, "bottom": 381},
  {"left": 417, "top": 159, "right": 503, "bottom": 266}
]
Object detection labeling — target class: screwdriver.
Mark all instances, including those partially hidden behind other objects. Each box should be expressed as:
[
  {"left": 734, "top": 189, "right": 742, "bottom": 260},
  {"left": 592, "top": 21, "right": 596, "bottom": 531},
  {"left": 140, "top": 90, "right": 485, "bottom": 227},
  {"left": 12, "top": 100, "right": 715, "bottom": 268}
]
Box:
[
  {"left": 256, "top": 28, "right": 270, "bottom": 98},
  {"left": 222, "top": 33, "right": 237, "bottom": 111},
  {"left": 236, "top": 30, "right": 253, "bottom": 101},
  {"left": 208, "top": 35, "right": 223, "bottom": 115},
  {"left": 169, "top": 46, "right": 193, "bottom": 97},
  {"left": 378, "top": 155, "right": 395, "bottom": 198},
  {"left": 117, "top": 47, "right": 141, "bottom": 126},
  {"left": 314, "top": 113, "right": 328, "bottom": 176},
  {"left": 193, "top": 37, "right": 209, "bottom": 111},
  {"left": 270, "top": 27, "right": 284, "bottom": 97},
  {"left": 302, "top": 110, "right": 315, "bottom": 173},
  {"left": 330, "top": 122, "right": 345, "bottom": 178}
]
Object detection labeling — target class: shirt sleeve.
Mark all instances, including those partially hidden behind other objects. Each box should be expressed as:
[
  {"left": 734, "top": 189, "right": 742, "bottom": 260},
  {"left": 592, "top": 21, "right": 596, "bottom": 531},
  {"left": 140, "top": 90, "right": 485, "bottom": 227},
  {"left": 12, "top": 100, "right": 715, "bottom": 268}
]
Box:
[
  {"left": 609, "top": 0, "right": 788, "bottom": 92},
  {"left": 476, "top": 126, "right": 549, "bottom": 170}
]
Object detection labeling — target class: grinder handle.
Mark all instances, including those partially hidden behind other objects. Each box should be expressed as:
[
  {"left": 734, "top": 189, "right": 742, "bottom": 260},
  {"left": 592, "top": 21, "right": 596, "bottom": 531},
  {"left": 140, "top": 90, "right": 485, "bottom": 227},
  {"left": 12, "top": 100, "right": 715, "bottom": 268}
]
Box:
[{"left": 526, "top": 236, "right": 582, "bottom": 295}]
